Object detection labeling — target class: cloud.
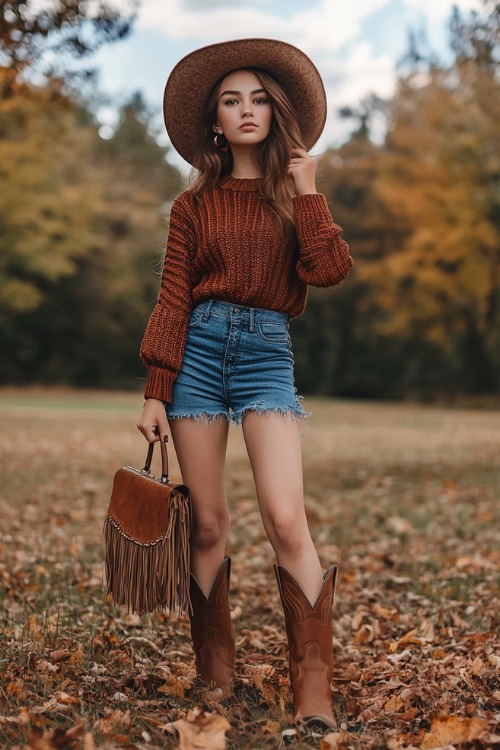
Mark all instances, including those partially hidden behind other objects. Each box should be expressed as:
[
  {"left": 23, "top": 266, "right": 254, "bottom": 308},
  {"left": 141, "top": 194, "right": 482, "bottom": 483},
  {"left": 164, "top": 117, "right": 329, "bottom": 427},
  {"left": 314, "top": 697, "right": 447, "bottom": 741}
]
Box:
[
  {"left": 313, "top": 41, "right": 396, "bottom": 151},
  {"left": 284, "top": 0, "right": 393, "bottom": 54},
  {"left": 136, "top": 0, "right": 391, "bottom": 52},
  {"left": 137, "top": 0, "right": 289, "bottom": 40},
  {"left": 327, "top": 42, "right": 396, "bottom": 106},
  {"left": 182, "top": 0, "right": 265, "bottom": 8},
  {"left": 402, "top": 0, "right": 482, "bottom": 21}
]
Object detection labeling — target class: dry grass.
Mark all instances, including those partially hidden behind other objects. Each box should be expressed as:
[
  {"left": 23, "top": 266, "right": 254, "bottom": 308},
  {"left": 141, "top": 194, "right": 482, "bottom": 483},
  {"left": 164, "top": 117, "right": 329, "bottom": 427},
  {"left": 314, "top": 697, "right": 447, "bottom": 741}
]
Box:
[{"left": 0, "top": 389, "right": 499, "bottom": 749}]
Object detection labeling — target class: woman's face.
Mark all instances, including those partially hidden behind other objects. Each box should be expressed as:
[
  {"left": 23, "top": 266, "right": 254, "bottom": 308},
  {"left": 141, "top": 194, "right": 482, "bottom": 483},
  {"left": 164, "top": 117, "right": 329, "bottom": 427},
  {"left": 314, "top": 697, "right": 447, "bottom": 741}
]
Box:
[{"left": 214, "top": 69, "right": 273, "bottom": 149}]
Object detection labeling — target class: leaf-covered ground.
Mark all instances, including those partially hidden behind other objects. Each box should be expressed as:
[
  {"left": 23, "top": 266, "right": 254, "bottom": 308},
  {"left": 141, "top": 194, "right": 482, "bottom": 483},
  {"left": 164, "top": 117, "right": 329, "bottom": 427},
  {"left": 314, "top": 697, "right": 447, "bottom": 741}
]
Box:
[{"left": 0, "top": 390, "right": 499, "bottom": 750}]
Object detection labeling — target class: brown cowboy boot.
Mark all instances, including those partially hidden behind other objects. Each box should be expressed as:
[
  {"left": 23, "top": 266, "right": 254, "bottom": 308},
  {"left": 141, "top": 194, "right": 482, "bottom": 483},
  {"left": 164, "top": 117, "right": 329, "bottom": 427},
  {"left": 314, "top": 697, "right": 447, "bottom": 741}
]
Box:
[
  {"left": 189, "top": 557, "right": 235, "bottom": 692},
  {"left": 275, "top": 564, "right": 338, "bottom": 730}
]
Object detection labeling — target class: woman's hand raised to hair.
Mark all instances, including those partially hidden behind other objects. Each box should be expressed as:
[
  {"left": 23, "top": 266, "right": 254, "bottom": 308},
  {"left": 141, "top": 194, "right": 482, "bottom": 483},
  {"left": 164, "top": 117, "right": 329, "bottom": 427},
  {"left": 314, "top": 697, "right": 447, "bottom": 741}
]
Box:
[
  {"left": 287, "top": 148, "right": 317, "bottom": 196},
  {"left": 137, "top": 398, "right": 169, "bottom": 443}
]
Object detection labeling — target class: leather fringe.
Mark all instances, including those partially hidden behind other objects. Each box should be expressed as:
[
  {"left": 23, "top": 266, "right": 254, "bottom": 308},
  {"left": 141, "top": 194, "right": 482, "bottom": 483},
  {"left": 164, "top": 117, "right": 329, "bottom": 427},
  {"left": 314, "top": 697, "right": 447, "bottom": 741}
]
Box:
[{"left": 103, "top": 492, "right": 191, "bottom": 616}]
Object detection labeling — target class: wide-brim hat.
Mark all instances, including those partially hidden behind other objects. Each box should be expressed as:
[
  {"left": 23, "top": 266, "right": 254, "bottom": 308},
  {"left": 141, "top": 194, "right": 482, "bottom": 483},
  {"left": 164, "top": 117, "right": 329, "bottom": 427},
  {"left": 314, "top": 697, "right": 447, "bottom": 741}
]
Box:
[{"left": 163, "top": 38, "right": 327, "bottom": 167}]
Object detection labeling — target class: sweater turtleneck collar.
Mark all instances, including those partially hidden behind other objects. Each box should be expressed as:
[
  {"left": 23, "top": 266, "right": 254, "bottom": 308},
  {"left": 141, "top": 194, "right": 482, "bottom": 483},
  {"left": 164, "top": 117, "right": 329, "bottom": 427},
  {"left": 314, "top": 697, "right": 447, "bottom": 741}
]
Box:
[{"left": 219, "top": 176, "right": 262, "bottom": 192}]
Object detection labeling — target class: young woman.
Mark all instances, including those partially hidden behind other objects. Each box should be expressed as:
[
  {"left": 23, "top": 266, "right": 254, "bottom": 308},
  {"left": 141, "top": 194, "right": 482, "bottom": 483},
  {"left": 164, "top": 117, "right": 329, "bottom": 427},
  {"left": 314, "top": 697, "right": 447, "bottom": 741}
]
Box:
[{"left": 137, "top": 38, "right": 353, "bottom": 730}]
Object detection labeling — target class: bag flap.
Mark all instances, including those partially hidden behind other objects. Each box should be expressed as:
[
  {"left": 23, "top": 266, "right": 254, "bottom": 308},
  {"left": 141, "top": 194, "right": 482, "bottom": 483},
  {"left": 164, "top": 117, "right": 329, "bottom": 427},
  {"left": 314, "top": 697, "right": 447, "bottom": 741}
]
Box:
[{"left": 106, "top": 467, "right": 190, "bottom": 543}]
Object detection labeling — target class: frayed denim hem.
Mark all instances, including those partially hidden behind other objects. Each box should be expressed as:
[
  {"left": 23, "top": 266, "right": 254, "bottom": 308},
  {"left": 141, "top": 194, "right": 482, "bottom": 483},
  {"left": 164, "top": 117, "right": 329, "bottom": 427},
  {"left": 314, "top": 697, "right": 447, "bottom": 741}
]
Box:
[
  {"left": 166, "top": 411, "right": 228, "bottom": 427},
  {"left": 166, "top": 403, "right": 311, "bottom": 431},
  {"left": 232, "top": 403, "right": 310, "bottom": 428}
]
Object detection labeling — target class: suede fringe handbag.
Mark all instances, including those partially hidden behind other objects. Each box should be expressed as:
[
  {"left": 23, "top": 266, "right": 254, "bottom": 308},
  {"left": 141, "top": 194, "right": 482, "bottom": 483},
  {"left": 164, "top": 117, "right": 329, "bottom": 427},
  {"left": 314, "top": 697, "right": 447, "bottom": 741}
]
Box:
[{"left": 103, "top": 436, "right": 191, "bottom": 616}]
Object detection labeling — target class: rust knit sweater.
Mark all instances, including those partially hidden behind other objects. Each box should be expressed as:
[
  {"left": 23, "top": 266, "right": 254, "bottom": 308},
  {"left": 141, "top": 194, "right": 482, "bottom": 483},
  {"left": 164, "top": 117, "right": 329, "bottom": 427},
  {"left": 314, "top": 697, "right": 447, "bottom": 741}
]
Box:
[{"left": 140, "top": 176, "right": 353, "bottom": 402}]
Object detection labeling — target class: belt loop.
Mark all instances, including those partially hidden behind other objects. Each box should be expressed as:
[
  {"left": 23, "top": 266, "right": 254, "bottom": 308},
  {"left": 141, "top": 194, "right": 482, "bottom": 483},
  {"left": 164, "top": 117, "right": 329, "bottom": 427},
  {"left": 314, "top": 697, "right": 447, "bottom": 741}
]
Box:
[
  {"left": 202, "top": 299, "right": 213, "bottom": 322},
  {"left": 249, "top": 307, "right": 255, "bottom": 332}
]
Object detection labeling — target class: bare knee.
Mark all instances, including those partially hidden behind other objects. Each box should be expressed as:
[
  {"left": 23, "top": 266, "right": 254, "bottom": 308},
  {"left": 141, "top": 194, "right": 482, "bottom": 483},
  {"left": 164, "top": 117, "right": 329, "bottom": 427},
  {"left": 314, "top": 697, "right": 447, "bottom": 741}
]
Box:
[
  {"left": 191, "top": 509, "right": 230, "bottom": 551},
  {"left": 265, "top": 509, "right": 310, "bottom": 556}
]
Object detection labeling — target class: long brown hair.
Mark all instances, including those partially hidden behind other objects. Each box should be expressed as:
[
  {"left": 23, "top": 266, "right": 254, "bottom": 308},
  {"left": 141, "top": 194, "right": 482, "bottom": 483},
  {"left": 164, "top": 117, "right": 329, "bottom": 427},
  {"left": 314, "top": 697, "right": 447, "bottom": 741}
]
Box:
[{"left": 189, "top": 67, "right": 305, "bottom": 242}]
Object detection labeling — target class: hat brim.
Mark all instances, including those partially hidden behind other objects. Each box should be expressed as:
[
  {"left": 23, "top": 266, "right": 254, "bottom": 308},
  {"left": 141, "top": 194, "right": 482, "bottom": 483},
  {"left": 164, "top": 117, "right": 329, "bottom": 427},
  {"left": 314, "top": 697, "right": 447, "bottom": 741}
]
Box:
[{"left": 163, "top": 38, "right": 327, "bottom": 167}]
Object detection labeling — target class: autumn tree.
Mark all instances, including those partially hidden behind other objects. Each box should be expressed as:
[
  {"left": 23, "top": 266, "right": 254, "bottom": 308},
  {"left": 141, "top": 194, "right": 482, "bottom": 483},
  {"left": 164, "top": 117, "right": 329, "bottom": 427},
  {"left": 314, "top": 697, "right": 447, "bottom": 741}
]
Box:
[
  {"left": 0, "top": 0, "right": 137, "bottom": 90},
  {"left": 0, "top": 83, "right": 182, "bottom": 387},
  {"left": 0, "top": 76, "right": 97, "bottom": 317},
  {"left": 293, "top": 1, "right": 500, "bottom": 399},
  {"left": 369, "top": 2, "right": 500, "bottom": 396},
  {"left": 0, "top": 0, "right": 186, "bottom": 387}
]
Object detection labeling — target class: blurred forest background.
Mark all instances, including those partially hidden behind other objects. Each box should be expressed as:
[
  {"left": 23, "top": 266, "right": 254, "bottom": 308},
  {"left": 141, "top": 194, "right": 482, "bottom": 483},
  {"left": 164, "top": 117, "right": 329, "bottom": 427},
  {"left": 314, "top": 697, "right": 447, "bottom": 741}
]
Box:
[{"left": 0, "top": 0, "right": 499, "bottom": 401}]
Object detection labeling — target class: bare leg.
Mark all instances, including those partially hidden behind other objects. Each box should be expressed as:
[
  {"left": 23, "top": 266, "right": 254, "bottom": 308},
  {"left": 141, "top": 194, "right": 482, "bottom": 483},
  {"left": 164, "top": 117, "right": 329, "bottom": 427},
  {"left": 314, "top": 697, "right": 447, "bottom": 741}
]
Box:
[
  {"left": 168, "top": 417, "right": 230, "bottom": 597},
  {"left": 241, "top": 412, "right": 323, "bottom": 605}
]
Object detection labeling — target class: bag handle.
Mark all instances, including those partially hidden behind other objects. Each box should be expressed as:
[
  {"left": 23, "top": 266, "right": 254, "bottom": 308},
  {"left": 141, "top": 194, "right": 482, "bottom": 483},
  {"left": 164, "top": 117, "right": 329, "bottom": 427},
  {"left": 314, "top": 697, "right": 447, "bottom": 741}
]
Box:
[{"left": 142, "top": 434, "right": 170, "bottom": 483}]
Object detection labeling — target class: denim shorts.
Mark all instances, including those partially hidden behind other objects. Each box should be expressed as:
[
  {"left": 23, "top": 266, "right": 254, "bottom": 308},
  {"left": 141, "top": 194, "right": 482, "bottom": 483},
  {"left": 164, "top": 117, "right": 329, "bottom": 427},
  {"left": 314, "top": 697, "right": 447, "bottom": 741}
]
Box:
[{"left": 166, "top": 299, "right": 308, "bottom": 425}]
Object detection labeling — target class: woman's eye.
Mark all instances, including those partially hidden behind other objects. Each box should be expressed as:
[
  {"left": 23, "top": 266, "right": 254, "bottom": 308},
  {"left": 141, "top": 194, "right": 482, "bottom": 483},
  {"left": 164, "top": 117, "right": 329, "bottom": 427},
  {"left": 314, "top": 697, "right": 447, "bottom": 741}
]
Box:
[
  {"left": 224, "top": 99, "right": 238, "bottom": 106},
  {"left": 254, "top": 97, "right": 269, "bottom": 105}
]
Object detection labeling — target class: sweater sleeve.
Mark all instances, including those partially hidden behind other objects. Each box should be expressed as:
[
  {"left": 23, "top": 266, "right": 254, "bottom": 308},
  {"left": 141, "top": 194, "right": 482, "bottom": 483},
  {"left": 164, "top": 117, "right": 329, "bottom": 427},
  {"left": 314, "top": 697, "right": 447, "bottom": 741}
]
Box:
[
  {"left": 140, "top": 194, "right": 196, "bottom": 402},
  {"left": 293, "top": 193, "right": 353, "bottom": 287}
]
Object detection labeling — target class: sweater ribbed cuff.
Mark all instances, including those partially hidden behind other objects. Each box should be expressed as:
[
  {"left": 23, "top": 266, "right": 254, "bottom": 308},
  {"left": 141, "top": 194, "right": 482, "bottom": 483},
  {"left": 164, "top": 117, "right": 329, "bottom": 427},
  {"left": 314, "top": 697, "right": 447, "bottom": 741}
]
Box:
[
  {"left": 293, "top": 193, "right": 332, "bottom": 242},
  {"left": 143, "top": 367, "right": 176, "bottom": 403}
]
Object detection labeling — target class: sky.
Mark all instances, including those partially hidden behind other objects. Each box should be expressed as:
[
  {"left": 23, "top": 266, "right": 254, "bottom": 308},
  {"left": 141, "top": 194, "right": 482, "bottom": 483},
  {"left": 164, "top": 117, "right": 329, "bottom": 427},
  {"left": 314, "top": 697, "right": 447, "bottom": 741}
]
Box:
[{"left": 90, "top": 0, "right": 482, "bottom": 169}]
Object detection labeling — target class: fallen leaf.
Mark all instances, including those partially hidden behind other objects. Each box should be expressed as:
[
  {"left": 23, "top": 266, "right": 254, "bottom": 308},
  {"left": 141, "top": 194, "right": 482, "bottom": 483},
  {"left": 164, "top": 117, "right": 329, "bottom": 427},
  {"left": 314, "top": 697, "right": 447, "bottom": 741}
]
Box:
[
  {"left": 36, "top": 660, "right": 59, "bottom": 674},
  {"left": 172, "top": 709, "right": 230, "bottom": 750},
  {"left": 384, "top": 694, "right": 404, "bottom": 713},
  {"left": 389, "top": 629, "right": 426, "bottom": 652},
  {"left": 420, "top": 715, "right": 488, "bottom": 749},
  {"left": 49, "top": 649, "right": 71, "bottom": 663},
  {"left": 27, "top": 614, "right": 42, "bottom": 641},
  {"left": 158, "top": 674, "right": 185, "bottom": 699},
  {"left": 26, "top": 723, "right": 84, "bottom": 749},
  {"left": 488, "top": 654, "right": 500, "bottom": 670},
  {"left": 321, "top": 732, "right": 341, "bottom": 749},
  {"left": 259, "top": 719, "right": 281, "bottom": 734},
  {"left": 94, "top": 709, "right": 131, "bottom": 737},
  {"left": 351, "top": 611, "right": 365, "bottom": 630},
  {"left": 6, "top": 681, "right": 26, "bottom": 700},
  {"left": 67, "top": 646, "right": 84, "bottom": 667},
  {"left": 52, "top": 691, "right": 79, "bottom": 706}
]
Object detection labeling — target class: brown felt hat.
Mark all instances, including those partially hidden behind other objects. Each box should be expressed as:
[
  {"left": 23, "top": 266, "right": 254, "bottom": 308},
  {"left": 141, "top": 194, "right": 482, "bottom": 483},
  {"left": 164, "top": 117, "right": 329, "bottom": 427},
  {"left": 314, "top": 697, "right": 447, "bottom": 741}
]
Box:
[{"left": 163, "top": 38, "right": 327, "bottom": 166}]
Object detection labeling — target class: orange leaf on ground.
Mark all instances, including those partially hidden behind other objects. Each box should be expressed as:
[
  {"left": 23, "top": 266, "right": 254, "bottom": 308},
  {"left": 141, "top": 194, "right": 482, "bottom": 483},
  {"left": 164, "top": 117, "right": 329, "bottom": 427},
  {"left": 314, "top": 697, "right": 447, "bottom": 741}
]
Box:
[
  {"left": 431, "top": 648, "right": 447, "bottom": 659},
  {"left": 67, "top": 646, "right": 84, "bottom": 667},
  {"left": 27, "top": 614, "right": 41, "bottom": 641},
  {"left": 384, "top": 694, "right": 404, "bottom": 713},
  {"left": 52, "top": 690, "right": 79, "bottom": 706},
  {"left": 6, "top": 680, "right": 26, "bottom": 700},
  {"left": 320, "top": 730, "right": 356, "bottom": 749},
  {"left": 389, "top": 629, "right": 426, "bottom": 652},
  {"left": 94, "top": 709, "right": 131, "bottom": 737},
  {"left": 172, "top": 709, "right": 230, "bottom": 750},
  {"left": 259, "top": 719, "right": 281, "bottom": 734},
  {"left": 321, "top": 732, "right": 341, "bottom": 749},
  {"left": 158, "top": 674, "right": 186, "bottom": 699},
  {"left": 26, "top": 723, "right": 84, "bottom": 749},
  {"left": 420, "top": 715, "right": 488, "bottom": 749},
  {"left": 49, "top": 648, "right": 71, "bottom": 663}
]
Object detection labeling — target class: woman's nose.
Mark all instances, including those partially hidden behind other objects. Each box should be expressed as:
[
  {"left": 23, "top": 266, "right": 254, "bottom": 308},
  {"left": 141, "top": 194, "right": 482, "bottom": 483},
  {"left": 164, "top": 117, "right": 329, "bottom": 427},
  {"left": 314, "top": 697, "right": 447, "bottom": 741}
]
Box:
[{"left": 241, "top": 102, "right": 254, "bottom": 117}]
